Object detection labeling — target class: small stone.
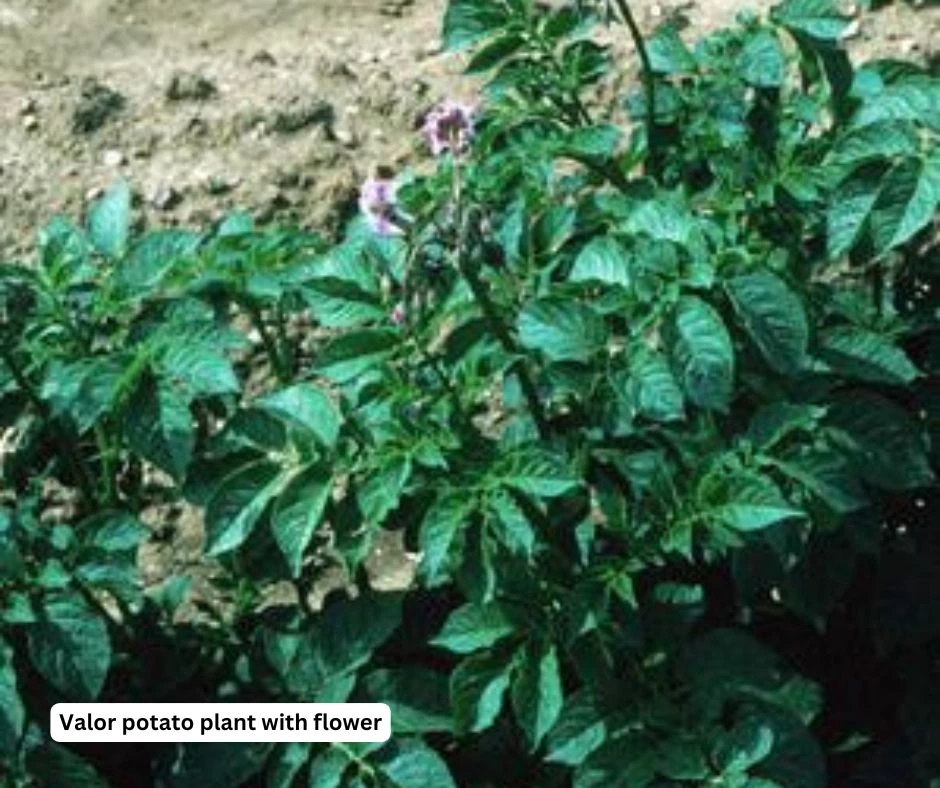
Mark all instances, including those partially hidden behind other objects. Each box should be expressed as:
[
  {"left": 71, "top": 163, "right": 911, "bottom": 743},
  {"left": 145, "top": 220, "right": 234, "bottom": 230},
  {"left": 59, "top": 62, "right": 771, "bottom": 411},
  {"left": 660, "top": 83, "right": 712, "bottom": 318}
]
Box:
[
  {"left": 22, "top": 114, "right": 38, "bottom": 132},
  {"left": 333, "top": 128, "right": 357, "bottom": 148},
  {"left": 102, "top": 149, "right": 125, "bottom": 167},
  {"left": 85, "top": 186, "right": 104, "bottom": 202},
  {"left": 18, "top": 96, "right": 36, "bottom": 115},
  {"left": 165, "top": 70, "right": 217, "bottom": 102},
  {"left": 842, "top": 19, "right": 862, "bottom": 40},
  {"left": 149, "top": 183, "right": 182, "bottom": 210}
]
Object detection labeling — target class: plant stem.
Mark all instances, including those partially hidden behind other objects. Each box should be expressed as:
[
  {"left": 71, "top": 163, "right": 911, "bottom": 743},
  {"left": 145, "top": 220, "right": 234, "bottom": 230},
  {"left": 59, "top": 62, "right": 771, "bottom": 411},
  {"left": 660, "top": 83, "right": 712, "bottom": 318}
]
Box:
[
  {"left": 610, "top": 0, "right": 660, "bottom": 180},
  {"left": 0, "top": 347, "right": 98, "bottom": 505},
  {"left": 448, "top": 163, "right": 550, "bottom": 438},
  {"left": 244, "top": 299, "right": 289, "bottom": 383}
]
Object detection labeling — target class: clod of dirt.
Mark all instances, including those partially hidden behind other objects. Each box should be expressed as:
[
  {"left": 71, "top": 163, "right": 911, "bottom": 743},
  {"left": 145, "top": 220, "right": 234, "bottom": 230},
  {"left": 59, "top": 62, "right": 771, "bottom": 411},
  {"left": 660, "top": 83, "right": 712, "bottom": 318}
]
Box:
[
  {"left": 166, "top": 70, "right": 218, "bottom": 101},
  {"left": 270, "top": 96, "right": 335, "bottom": 134},
  {"left": 149, "top": 183, "right": 182, "bottom": 210},
  {"left": 72, "top": 78, "right": 126, "bottom": 134}
]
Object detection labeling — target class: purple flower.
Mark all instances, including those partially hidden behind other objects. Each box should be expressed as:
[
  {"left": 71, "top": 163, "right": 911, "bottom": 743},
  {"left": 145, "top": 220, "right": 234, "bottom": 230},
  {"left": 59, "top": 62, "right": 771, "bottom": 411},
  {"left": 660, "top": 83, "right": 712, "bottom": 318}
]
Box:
[
  {"left": 390, "top": 302, "right": 406, "bottom": 325},
  {"left": 359, "top": 177, "right": 403, "bottom": 236},
  {"left": 422, "top": 100, "right": 476, "bottom": 156}
]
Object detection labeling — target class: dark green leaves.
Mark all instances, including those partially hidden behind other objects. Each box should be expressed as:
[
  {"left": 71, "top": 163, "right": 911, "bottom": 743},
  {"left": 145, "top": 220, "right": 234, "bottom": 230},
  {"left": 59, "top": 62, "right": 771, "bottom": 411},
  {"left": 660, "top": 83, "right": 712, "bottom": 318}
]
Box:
[
  {"left": 726, "top": 272, "right": 809, "bottom": 376},
  {"left": 819, "top": 326, "right": 919, "bottom": 384},
  {"left": 518, "top": 297, "right": 607, "bottom": 363},
  {"left": 569, "top": 236, "right": 632, "bottom": 288},
  {"left": 669, "top": 296, "right": 734, "bottom": 411},
  {"left": 88, "top": 180, "right": 131, "bottom": 260},
  {"left": 771, "top": 0, "right": 851, "bottom": 42},
  {"left": 205, "top": 460, "right": 286, "bottom": 555},
  {"left": 511, "top": 643, "right": 563, "bottom": 749},
  {"left": 0, "top": 638, "right": 23, "bottom": 755},
  {"left": 432, "top": 603, "right": 515, "bottom": 654},
  {"left": 271, "top": 465, "right": 332, "bottom": 577},
  {"left": 451, "top": 650, "right": 513, "bottom": 734},
  {"left": 27, "top": 594, "right": 111, "bottom": 700},
  {"left": 442, "top": 0, "right": 509, "bottom": 51},
  {"left": 827, "top": 154, "right": 940, "bottom": 259}
]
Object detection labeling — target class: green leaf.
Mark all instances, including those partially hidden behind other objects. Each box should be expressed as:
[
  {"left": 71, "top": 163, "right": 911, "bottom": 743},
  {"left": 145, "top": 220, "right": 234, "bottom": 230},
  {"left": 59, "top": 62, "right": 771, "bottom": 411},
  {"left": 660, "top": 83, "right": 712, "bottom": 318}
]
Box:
[
  {"left": 575, "top": 736, "right": 657, "bottom": 788},
  {"left": 28, "top": 593, "right": 111, "bottom": 700},
  {"left": 358, "top": 457, "right": 412, "bottom": 527},
  {"left": 451, "top": 650, "right": 512, "bottom": 733},
  {"left": 120, "top": 230, "right": 201, "bottom": 291},
  {"left": 545, "top": 690, "right": 608, "bottom": 766},
  {"left": 271, "top": 464, "right": 332, "bottom": 578},
  {"left": 648, "top": 24, "right": 696, "bottom": 74},
  {"left": 26, "top": 743, "right": 111, "bottom": 788},
  {"left": 828, "top": 155, "right": 940, "bottom": 259},
  {"left": 713, "top": 717, "right": 775, "bottom": 773},
  {"left": 84, "top": 511, "right": 149, "bottom": 552},
  {"left": 518, "top": 297, "right": 607, "bottom": 363},
  {"left": 161, "top": 743, "right": 273, "bottom": 788},
  {"left": 419, "top": 492, "right": 475, "bottom": 585},
  {"left": 467, "top": 32, "right": 525, "bottom": 73},
  {"left": 740, "top": 29, "right": 786, "bottom": 87},
  {"left": 852, "top": 77, "right": 940, "bottom": 132},
  {"left": 302, "top": 278, "right": 384, "bottom": 329},
  {"left": 819, "top": 326, "right": 919, "bottom": 384},
  {"left": 376, "top": 738, "right": 456, "bottom": 788},
  {"left": 316, "top": 329, "right": 399, "bottom": 383},
  {"left": 442, "top": 0, "right": 509, "bottom": 51},
  {"left": 569, "top": 236, "right": 632, "bottom": 289},
  {"left": 669, "top": 296, "right": 734, "bottom": 411},
  {"left": 488, "top": 490, "right": 536, "bottom": 558},
  {"left": 260, "top": 384, "right": 342, "bottom": 448},
  {"left": 125, "top": 375, "right": 194, "bottom": 481},
  {"left": 625, "top": 347, "right": 685, "bottom": 422},
  {"left": 772, "top": 450, "right": 869, "bottom": 513},
  {"left": 87, "top": 179, "right": 131, "bottom": 260},
  {"left": 432, "top": 603, "right": 514, "bottom": 654},
  {"left": 274, "top": 592, "right": 403, "bottom": 697},
  {"left": 267, "top": 742, "right": 311, "bottom": 788},
  {"left": 363, "top": 669, "right": 453, "bottom": 733},
  {"left": 726, "top": 272, "right": 808, "bottom": 376},
  {"left": 771, "top": 0, "right": 851, "bottom": 41},
  {"left": 306, "top": 747, "right": 349, "bottom": 788},
  {"left": 205, "top": 460, "right": 287, "bottom": 556},
  {"left": 160, "top": 343, "right": 240, "bottom": 398},
  {"left": 751, "top": 707, "right": 825, "bottom": 788},
  {"left": 828, "top": 391, "right": 933, "bottom": 490},
  {"left": 511, "top": 643, "right": 564, "bottom": 750},
  {"left": 0, "top": 638, "right": 24, "bottom": 755},
  {"left": 495, "top": 448, "right": 578, "bottom": 498},
  {"left": 709, "top": 473, "right": 805, "bottom": 532}
]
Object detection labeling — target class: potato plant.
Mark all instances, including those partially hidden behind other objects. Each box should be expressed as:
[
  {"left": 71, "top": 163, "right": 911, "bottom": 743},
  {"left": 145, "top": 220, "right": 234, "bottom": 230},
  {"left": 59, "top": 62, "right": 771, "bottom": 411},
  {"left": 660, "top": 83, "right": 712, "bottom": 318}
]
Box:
[{"left": 1, "top": 0, "right": 939, "bottom": 785}]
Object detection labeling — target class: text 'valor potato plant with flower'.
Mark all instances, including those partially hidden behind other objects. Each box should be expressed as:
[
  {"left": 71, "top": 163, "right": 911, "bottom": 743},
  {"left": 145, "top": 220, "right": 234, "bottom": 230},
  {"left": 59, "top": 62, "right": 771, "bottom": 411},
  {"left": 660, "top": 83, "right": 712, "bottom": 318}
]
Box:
[{"left": 2, "top": 0, "right": 940, "bottom": 785}]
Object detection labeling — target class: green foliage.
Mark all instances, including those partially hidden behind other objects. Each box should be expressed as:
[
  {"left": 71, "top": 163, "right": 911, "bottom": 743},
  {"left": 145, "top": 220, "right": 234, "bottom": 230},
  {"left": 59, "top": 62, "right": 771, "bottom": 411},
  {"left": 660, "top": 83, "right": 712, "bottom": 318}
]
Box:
[{"left": 1, "top": 0, "right": 939, "bottom": 785}]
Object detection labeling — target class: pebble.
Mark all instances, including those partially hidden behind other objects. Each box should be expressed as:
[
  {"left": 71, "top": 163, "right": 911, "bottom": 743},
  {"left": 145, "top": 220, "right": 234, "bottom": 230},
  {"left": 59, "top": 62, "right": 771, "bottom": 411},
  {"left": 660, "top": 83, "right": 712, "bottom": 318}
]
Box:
[
  {"left": 149, "top": 184, "right": 182, "bottom": 210},
  {"left": 22, "top": 114, "right": 38, "bottom": 132},
  {"left": 333, "top": 128, "right": 357, "bottom": 148},
  {"left": 85, "top": 186, "right": 104, "bottom": 202},
  {"left": 18, "top": 96, "right": 36, "bottom": 116},
  {"left": 102, "top": 149, "right": 125, "bottom": 167}
]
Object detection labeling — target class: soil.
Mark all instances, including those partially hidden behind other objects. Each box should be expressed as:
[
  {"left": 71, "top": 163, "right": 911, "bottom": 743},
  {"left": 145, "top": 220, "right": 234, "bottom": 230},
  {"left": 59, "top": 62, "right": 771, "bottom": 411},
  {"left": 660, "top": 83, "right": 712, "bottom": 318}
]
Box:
[
  {"left": 1, "top": 1, "right": 937, "bottom": 256},
  {"left": 1, "top": 0, "right": 937, "bottom": 608}
]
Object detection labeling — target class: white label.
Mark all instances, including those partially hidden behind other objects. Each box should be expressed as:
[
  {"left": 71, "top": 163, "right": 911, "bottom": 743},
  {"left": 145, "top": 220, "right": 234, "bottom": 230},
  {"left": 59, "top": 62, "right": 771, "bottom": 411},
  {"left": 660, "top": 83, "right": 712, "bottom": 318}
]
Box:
[{"left": 50, "top": 703, "right": 391, "bottom": 743}]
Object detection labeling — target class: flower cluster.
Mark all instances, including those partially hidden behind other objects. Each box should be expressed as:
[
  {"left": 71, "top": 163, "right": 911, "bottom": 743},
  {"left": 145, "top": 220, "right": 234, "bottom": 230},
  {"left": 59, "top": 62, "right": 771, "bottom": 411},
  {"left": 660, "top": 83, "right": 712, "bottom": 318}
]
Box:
[
  {"left": 358, "top": 177, "right": 403, "bottom": 237},
  {"left": 421, "top": 99, "right": 476, "bottom": 157}
]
